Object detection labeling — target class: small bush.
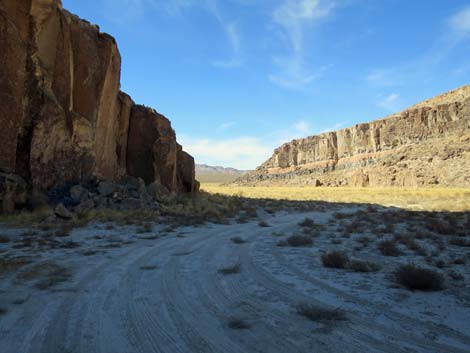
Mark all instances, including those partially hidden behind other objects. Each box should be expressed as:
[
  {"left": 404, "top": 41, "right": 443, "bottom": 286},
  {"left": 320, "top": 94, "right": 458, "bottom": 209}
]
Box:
[
  {"left": 453, "top": 257, "right": 466, "bottom": 265},
  {"left": 231, "top": 236, "right": 247, "bottom": 244},
  {"left": 137, "top": 223, "right": 153, "bottom": 234},
  {"left": 227, "top": 317, "right": 251, "bottom": 330},
  {"left": 281, "top": 235, "right": 313, "bottom": 247},
  {"left": 356, "top": 236, "right": 370, "bottom": 247},
  {"left": 0, "top": 306, "right": 7, "bottom": 315},
  {"left": 321, "top": 251, "right": 349, "bottom": 269},
  {"left": 296, "top": 303, "right": 347, "bottom": 323},
  {"left": 140, "top": 265, "right": 158, "bottom": 270},
  {"left": 218, "top": 264, "right": 241, "bottom": 275},
  {"left": 0, "top": 235, "right": 11, "bottom": 243},
  {"left": 394, "top": 264, "right": 444, "bottom": 291},
  {"left": 298, "top": 217, "right": 315, "bottom": 228},
  {"left": 348, "top": 260, "right": 381, "bottom": 273},
  {"left": 378, "top": 240, "right": 401, "bottom": 257},
  {"left": 258, "top": 220, "right": 270, "bottom": 227},
  {"left": 449, "top": 237, "right": 470, "bottom": 247}
]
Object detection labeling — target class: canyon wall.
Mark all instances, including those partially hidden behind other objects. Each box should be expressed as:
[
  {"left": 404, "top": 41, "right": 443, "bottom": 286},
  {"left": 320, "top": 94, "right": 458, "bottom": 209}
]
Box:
[
  {"left": 237, "top": 86, "right": 470, "bottom": 188},
  {"left": 0, "top": 0, "right": 198, "bottom": 212}
]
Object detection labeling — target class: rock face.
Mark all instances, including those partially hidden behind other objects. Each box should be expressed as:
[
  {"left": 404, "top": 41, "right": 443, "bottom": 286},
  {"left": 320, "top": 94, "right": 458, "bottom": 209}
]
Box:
[
  {"left": 237, "top": 86, "right": 470, "bottom": 188},
  {"left": 0, "top": 0, "right": 197, "bottom": 212}
]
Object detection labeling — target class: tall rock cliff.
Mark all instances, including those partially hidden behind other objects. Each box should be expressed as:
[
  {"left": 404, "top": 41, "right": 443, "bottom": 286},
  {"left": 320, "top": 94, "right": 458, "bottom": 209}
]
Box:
[
  {"left": 237, "top": 86, "right": 470, "bottom": 188},
  {"left": 0, "top": 0, "right": 198, "bottom": 212}
]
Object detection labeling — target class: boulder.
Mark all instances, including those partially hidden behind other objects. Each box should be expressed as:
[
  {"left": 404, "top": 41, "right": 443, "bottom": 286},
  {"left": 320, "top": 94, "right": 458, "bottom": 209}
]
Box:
[
  {"left": 98, "top": 181, "right": 115, "bottom": 197},
  {"left": 54, "top": 203, "right": 73, "bottom": 219},
  {"left": 0, "top": 173, "right": 28, "bottom": 213},
  {"left": 70, "top": 185, "right": 88, "bottom": 203}
]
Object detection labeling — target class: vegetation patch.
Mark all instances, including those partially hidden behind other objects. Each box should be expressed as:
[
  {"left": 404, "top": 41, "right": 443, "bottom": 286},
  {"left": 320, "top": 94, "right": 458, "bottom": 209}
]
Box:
[
  {"left": 378, "top": 240, "right": 401, "bottom": 257},
  {"left": 218, "top": 263, "right": 241, "bottom": 275},
  {"left": 348, "top": 260, "right": 381, "bottom": 273},
  {"left": 227, "top": 317, "right": 251, "bottom": 330},
  {"left": 321, "top": 251, "right": 349, "bottom": 269},
  {"left": 296, "top": 303, "right": 347, "bottom": 323},
  {"left": 231, "top": 236, "right": 247, "bottom": 244},
  {"left": 278, "top": 235, "right": 313, "bottom": 247},
  {"left": 258, "top": 220, "right": 270, "bottom": 227},
  {"left": 394, "top": 264, "right": 444, "bottom": 291}
]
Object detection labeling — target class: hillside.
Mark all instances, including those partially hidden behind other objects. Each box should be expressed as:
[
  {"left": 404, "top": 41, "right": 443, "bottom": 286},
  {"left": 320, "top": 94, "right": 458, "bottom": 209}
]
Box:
[
  {"left": 235, "top": 86, "right": 470, "bottom": 188},
  {"left": 196, "top": 164, "right": 248, "bottom": 183}
]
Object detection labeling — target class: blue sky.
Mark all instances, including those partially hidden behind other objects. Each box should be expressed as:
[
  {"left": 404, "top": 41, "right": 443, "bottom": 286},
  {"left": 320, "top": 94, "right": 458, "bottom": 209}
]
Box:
[{"left": 63, "top": 0, "right": 470, "bottom": 170}]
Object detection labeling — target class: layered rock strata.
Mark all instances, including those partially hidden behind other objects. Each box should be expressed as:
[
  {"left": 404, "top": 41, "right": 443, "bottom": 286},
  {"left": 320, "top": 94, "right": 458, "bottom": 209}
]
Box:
[{"left": 237, "top": 86, "right": 470, "bottom": 187}]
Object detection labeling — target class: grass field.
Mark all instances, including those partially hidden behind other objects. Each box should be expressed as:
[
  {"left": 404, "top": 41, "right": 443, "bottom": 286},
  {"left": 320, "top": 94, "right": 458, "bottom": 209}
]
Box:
[{"left": 201, "top": 183, "right": 470, "bottom": 212}]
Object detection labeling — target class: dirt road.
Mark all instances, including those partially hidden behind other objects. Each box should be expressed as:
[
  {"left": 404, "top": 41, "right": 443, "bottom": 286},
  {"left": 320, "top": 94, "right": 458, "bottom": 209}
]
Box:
[{"left": 1, "top": 209, "right": 469, "bottom": 353}]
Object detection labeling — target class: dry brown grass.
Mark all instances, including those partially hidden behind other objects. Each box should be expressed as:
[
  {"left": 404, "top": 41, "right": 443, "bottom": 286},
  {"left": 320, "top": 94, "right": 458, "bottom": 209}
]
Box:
[{"left": 201, "top": 184, "right": 470, "bottom": 212}]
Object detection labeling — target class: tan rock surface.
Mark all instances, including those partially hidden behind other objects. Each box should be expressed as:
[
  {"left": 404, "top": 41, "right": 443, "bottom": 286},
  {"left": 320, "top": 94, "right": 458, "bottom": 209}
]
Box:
[{"left": 237, "top": 86, "right": 470, "bottom": 188}]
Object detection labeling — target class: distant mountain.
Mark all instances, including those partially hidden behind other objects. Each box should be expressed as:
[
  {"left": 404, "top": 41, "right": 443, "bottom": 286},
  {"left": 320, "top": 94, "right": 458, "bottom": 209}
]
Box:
[{"left": 196, "top": 164, "right": 248, "bottom": 183}]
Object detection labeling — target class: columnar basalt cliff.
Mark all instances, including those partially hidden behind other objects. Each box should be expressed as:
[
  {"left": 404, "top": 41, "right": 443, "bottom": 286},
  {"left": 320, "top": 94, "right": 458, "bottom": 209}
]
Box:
[
  {"left": 0, "top": 0, "right": 198, "bottom": 212},
  {"left": 237, "top": 86, "right": 470, "bottom": 188}
]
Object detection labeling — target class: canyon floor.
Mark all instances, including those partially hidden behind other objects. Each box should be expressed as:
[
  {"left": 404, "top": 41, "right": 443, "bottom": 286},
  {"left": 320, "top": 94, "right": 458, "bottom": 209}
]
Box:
[{"left": 1, "top": 189, "right": 470, "bottom": 353}]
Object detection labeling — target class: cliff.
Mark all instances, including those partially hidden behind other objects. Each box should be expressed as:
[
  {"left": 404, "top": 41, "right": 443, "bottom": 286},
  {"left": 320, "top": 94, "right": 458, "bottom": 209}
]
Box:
[
  {"left": 237, "top": 86, "right": 470, "bottom": 188},
  {"left": 0, "top": 0, "right": 198, "bottom": 212}
]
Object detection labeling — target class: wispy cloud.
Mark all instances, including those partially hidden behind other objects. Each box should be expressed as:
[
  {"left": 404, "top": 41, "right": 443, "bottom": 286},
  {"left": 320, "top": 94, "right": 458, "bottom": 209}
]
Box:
[
  {"left": 200, "top": 0, "right": 243, "bottom": 68},
  {"left": 180, "top": 136, "right": 271, "bottom": 170},
  {"left": 449, "top": 6, "right": 470, "bottom": 39},
  {"left": 366, "top": 6, "right": 470, "bottom": 89},
  {"left": 269, "top": 0, "right": 335, "bottom": 89},
  {"left": 377, "top": 93, "right": 401, "bottom": 112},
  {"left": 219, "top": 121, "right": 236, "bottom": 130},
  {"left": 103, "top": 0, "right": 242, "bottom": 67},
  {"left": 293, "top": 120, "right": 313, "bottom": 135}
]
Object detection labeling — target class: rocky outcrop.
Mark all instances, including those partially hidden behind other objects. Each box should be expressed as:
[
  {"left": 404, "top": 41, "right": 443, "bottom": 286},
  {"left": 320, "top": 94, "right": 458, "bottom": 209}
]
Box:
[
  {"left": 237, "top": 86, "right": 470, "bottom": 188},
  {"left": 0, "top": 0, "right": 197, "bottom": 212}
]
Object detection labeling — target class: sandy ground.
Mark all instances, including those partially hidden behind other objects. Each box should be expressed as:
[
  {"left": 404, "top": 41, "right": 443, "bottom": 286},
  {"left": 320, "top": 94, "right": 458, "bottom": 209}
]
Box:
[{"left": 1, "top": 206, "right": 470, "bottom": 353}]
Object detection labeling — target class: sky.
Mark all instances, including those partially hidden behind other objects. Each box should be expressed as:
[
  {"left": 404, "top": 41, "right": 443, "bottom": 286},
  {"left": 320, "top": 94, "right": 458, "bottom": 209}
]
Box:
[{"left": 63, "top": 0, "right": 470, "bottom": 170}]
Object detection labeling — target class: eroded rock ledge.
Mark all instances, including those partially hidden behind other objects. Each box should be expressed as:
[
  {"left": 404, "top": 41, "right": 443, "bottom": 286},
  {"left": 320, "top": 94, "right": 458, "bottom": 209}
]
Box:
[
  {"left": 237, "top": 86, "right": 470, "bottom": 188},
  {"left": 0, "top": 0, "right": 198, "bottom": 213}
]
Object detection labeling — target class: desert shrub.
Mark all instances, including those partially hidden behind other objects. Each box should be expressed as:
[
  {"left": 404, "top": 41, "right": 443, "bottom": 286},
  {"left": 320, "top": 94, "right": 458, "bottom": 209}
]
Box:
[
  {"left": 0, "top": 306, "right": 7, "bottom": 315},
  {"left": 218, "top": 264, "right": 241, "bottom": 275},
  {"left": 321, "top": 251, "right": 349, "bottom": 269},
  {"left": 453, "top": 257, "right": 466, "bottom": 265},
  {"left": 344, "top": 221, "right": 363, "bottom": 234},
  {"left": 356, "top": 236, "right": 370, "bottom": 247},
  {"left": 54, "top": 225, "right": 72, "bottom": 237},
  {"left": 258, "top": 220, "right": 270, "bottom": 227},
  {"left": 140, "top": 265, "right": 158, "bottom": 270},
  {"left": 137, "top": 223, "right": 153, "bottom": 233},
  {"left": 227, "top": 317, "right": 251, "bottom": 330},
  {"left": 282, "top": 235, "right": 313, "bottom": 247},
  {"left": 348, "top": 260, "right": 381, "bottom": 273},
  {"left": 299, "top": 217, "right": 315, "bottom": 228},
  {"left": 334, "top": 212, "right": 349, "bottom": 220},
  {"left": 231, "top": 236, "right": 247, "bottom": 244},
  {"left": 449, "top": 237, "right": 470, "bottom": 247},
  {"left": 0, "top": 235, "right": 10, "bottom": 243},
  {"left": 378, "top": 240, "right": 401, "bottom": 257},
  {"left": 296, "top": 303, "right": 347, "bottom": 323},
  {"left": 426, "top": 219, "right": 456, "bottom": 235},
  {"left": 394, "top": 264, "right": 444, "bottom": 291}
]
